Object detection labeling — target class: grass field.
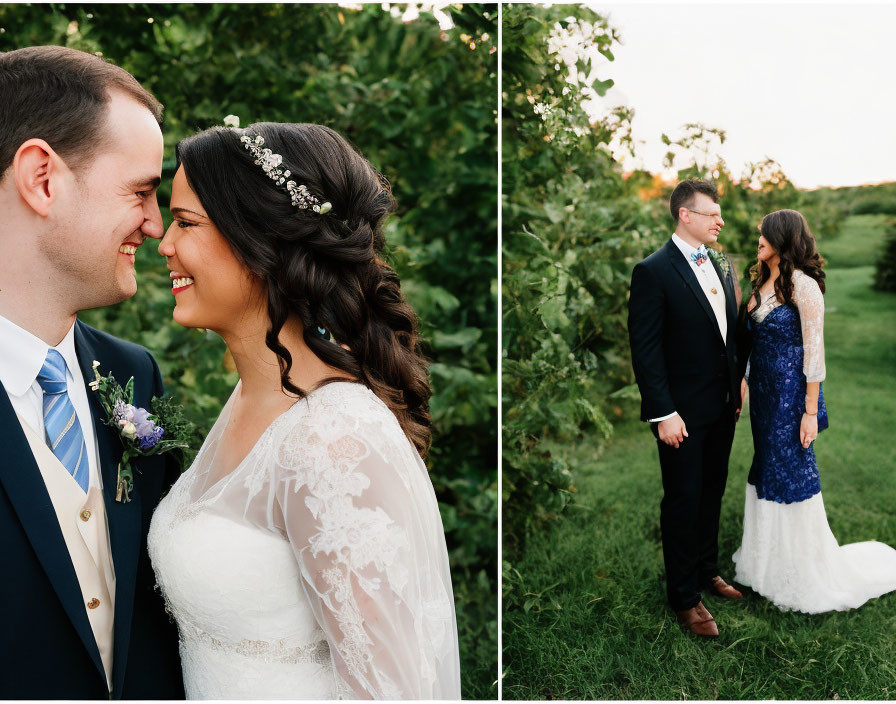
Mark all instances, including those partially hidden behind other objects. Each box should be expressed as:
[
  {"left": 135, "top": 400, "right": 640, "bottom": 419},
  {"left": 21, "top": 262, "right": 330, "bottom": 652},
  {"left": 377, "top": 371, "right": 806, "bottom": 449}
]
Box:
[{"left": 502, "top": 215, "right": 896, "bottom": 699}]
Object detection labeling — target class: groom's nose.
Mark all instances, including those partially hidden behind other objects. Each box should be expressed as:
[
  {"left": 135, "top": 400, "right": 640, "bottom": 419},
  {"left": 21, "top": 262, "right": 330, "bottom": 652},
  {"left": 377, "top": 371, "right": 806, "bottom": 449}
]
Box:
[{"left": 141, "top": 195, "right": 165, "bottom": 239}]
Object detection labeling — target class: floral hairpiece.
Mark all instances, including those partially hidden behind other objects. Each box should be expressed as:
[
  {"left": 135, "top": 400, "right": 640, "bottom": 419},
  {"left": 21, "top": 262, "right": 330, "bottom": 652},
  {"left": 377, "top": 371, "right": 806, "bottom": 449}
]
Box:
[{"left": 238, "top": 133, "right": 332, "bottom": 214}]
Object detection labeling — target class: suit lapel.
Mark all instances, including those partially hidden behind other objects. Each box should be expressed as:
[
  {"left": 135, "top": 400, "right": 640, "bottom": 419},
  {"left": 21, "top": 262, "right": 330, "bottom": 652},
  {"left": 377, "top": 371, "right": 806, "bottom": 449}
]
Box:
[
  {"left": 708, "top": 254, "right": 739, "bottom": 352},
  {"left": 709, "top": 255, "right": 736, "bottom": 322},
  {"left": 666, "top": 240, "right": 725, "bottom": 347},
  {"left": 0, "top": 384, "right": 107, "bottom": 684},
  {"left": 74, "top": 322, "right": 141, "bottom": 698}
]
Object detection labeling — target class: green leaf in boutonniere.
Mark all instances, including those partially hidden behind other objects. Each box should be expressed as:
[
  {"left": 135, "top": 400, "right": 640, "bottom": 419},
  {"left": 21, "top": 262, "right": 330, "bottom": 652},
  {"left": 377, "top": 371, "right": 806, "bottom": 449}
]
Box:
[
  {"left": 88, "top": 361, "right": 191, "bottom": 503},
  {"left": 707, "top": 248, "right": 731, "bottom": 278}
]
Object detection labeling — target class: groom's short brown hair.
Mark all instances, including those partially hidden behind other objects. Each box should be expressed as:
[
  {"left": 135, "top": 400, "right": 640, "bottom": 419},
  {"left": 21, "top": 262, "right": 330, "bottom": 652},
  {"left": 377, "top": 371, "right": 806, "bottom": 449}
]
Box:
[
  {"left": 669, "top": 178, "right": 718, "bottom": 221},
  {"left": 0, "top": 45, "right": 163, "bottom": 181}
]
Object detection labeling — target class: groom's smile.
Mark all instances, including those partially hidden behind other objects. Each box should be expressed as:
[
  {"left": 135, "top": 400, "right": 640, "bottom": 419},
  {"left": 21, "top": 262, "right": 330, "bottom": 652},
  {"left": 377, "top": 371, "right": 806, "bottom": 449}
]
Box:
[{"left": 118, "top": 240, "right": 142, "bottom": 264}]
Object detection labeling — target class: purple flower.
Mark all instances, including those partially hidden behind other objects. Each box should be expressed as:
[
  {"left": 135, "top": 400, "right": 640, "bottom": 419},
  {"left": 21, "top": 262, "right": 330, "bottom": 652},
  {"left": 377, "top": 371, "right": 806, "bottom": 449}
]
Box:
[
  {"left": 114, "top": 401, "right": 162, "bottom": 446},
  {"left": 113, "top": 399, "right": 128, "bottom": 424},
  {"left": 131, "top": 407, "right": 155, "bottom": 439},
  {"left": 137, "top": 425, "right": 165, "bottom": 451}
]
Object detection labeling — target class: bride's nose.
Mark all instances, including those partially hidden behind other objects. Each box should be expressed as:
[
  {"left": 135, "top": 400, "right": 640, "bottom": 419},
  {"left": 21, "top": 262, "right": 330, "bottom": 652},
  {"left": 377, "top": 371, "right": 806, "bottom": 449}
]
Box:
[{"left": 158, "top": 223, "right": 177, "bottom": 257}]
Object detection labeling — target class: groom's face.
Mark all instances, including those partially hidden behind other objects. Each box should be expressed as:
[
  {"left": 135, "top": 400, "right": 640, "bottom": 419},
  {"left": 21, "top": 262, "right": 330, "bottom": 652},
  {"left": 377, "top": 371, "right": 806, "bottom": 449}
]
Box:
[
  {"left": 45, "top": 91, "right": 164, "bottom": 308},
  {"left": 682, "top": 193, "right": 724, "bottom": 246}
]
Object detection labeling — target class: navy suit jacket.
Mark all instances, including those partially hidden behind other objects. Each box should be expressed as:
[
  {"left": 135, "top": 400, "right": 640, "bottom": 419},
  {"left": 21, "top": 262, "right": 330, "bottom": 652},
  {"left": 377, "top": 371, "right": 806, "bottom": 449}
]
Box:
[
  {"left": 0, "top": 321, "right": 184, "bottom": 699},
  {"left": 628, "top": 239, "right": 741, "bottom": 428}
]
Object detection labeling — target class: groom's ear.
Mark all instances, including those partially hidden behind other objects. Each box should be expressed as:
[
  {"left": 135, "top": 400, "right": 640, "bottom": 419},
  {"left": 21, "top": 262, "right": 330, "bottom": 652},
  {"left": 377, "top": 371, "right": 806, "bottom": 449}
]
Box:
[{"left": 12, "top": 139, "right": 67, "bottom": 217}]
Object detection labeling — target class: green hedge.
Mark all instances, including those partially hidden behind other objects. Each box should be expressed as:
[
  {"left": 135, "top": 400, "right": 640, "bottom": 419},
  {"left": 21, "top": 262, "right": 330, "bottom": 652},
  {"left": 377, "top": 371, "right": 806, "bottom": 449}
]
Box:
[{"left": 874, "top": 220, "right": 896, "bottom": 292}]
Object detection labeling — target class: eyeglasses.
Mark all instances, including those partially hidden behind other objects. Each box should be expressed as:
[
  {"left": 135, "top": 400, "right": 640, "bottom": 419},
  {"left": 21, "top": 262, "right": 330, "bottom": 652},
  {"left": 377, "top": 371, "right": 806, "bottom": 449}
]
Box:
[{"left": 686, "top": 208, "right": 723, "bottom": 219}]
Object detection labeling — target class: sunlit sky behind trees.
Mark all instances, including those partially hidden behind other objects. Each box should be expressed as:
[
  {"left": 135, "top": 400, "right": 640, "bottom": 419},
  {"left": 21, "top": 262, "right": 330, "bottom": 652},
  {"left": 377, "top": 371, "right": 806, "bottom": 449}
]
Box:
[{"left": 587, "top": 2, "right": 896, "bottom": 189}]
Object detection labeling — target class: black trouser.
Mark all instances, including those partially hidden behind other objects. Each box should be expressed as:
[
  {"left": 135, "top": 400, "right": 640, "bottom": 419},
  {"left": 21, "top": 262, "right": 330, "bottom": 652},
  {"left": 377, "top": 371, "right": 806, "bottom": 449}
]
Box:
[{"left": 653, "top": 408, "right": 736, "bottom": 611}]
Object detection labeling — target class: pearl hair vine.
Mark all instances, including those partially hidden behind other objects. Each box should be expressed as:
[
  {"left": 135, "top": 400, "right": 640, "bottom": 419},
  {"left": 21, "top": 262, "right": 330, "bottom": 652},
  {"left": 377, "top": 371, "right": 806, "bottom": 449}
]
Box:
[{"left": 238, "top": 133, "right": 332, "bottom": 214}]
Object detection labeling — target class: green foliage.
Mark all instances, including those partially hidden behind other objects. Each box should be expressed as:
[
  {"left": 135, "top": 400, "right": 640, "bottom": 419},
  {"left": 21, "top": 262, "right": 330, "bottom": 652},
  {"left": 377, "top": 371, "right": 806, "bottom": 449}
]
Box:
[
  {"left": 853, "top": 199, "right": 896, "bottom": 215},
  {"left": 662, "top": 130, "right": 843, "bottom": 266},
  {"left": 873, "top": 220, "right": 896, "bottom": 292},
  {"left": 1, "top": 3, "right": 496, "bottom": 696},
  {"left": 149, "top": 394, "right": 193, "bottom": 464},
  {"left": 502, "top": 4, "right": 669, "bottom": 551},
  {"left": 843, "top": 183, "right": 896, "bottom": 215},
  {"left": 503, "top": 222, "right": 896, "bottom": 697}
]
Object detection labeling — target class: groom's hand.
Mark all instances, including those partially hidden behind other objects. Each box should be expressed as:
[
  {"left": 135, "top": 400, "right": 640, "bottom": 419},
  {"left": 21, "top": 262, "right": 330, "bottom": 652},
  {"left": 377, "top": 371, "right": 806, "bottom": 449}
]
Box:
[{"left": 658, "top": 415, "right": 688, "bottom": 448}]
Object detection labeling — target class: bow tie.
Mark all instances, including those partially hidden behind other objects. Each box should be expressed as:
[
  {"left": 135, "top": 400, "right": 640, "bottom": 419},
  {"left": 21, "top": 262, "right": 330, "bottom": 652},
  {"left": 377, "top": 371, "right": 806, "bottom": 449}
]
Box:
[{"left": 690, "top": 245, "right": 709, "bottom": 267}]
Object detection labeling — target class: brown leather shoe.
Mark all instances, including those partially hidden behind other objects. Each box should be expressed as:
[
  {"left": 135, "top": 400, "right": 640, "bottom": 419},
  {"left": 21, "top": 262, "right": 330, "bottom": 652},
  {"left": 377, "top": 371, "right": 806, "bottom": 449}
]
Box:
[
  {"left": 675, "top": 600, "right": 719, "bottom": 638},
  {"left": 704, "top": 575, "right": 743, "bottom": 599}
]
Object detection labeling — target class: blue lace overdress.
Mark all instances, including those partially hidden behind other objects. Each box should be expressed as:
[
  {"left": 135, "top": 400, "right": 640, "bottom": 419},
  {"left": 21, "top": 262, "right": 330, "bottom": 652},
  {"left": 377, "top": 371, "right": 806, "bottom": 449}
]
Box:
[
  {"left": 732, "top": 270, "right": 896, "bottom": 613},
  {"left": 746, "top": 302, "right": 828, "bottom": 504}
]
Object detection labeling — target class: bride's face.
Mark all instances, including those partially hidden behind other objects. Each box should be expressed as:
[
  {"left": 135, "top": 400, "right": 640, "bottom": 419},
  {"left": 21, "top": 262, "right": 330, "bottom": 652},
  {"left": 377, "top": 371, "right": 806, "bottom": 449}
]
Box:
[
  {"left": 159, "top": 166, "right": 264, "bottom": 333},
  {"left": 757, "top": 234, "right": 779, "bottom": 266}
]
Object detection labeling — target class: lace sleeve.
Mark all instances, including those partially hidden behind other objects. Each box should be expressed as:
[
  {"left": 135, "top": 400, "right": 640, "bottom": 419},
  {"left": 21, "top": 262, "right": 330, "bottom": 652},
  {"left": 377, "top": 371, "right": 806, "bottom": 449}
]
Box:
[
  {"left": 272, "top": 395, "right": 460, "bottom": 700},
  {"left": 793, "top": 270, "right": 826, "bottom": 382}
]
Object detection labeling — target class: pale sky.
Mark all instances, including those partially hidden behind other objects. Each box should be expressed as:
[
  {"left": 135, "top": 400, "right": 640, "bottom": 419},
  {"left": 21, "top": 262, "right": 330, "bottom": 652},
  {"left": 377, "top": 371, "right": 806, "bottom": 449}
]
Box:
[{"left": 589, "top": 2, "right": 896, "bottom": 189}]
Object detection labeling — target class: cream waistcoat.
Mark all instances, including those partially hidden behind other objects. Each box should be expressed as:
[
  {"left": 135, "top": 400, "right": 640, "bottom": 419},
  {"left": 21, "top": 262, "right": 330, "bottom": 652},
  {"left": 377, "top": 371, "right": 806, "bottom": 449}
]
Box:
[
  {"left": 18, "top": 416, "right": 116, "bottom": 690},
  {"left": 670, "top": 233, "right": 728, "bottom": 342}
]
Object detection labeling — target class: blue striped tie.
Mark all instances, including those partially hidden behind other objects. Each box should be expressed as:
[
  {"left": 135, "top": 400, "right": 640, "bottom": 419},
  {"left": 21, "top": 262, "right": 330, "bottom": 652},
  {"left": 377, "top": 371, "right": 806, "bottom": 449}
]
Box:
[{"left": 36, "top": 349, "right": 89, "bottom": 492}]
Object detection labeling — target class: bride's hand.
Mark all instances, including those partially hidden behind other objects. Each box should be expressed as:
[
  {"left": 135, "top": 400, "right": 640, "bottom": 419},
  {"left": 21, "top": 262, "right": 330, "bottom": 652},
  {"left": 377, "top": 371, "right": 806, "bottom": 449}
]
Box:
[
  {"left": 800, "top": 412, "right": 818, "bottom": 448},
  {"left": 736, "top": 378, "right": 748, "bottom": 421}
]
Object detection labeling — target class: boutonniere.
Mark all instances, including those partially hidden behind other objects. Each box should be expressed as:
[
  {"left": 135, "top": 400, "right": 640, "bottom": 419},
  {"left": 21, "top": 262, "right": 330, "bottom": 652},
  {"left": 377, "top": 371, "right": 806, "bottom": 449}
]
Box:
[
  {"left": 88, "top": 361, "right": 190, "bottom": 503},
  {"left": 707, "top": 248, "right": 732, "bottom": 279}
]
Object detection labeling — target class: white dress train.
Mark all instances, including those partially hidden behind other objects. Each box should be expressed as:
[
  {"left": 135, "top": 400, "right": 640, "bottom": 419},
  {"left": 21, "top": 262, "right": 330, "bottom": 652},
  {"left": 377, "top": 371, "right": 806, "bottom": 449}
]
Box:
[{"left": 734, "top": 483, "right": 896, "bottom": 613}]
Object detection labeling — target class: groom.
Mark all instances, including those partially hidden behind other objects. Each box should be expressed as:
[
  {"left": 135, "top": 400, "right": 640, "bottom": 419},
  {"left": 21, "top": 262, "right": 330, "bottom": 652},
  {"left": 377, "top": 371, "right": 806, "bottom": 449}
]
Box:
[
  {"left": 0, "top": 47, "right": 183, "bottom": 697},
  {"left": 627, "top": 179, "right": 742, "bottom": 638}
]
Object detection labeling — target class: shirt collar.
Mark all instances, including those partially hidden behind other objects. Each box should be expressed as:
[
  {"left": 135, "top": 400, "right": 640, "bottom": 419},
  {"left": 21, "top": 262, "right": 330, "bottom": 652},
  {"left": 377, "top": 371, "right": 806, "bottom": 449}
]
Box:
[
  {"left": 55, "top": 323, "right": 83, "bottom": 389},
  {"left": 0, "top": 314, "right": 79, "bottom": 397},
  {"left": 671, "top": 232, "right": 704, "bottom": 260}
]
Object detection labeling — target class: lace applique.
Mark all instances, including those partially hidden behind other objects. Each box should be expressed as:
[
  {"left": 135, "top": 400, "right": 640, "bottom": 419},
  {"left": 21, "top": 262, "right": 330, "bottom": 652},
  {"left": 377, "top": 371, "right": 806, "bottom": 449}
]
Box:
[
  {"left": 319, "top": 564, "right": 380, "bottom": 678},
  {"left": 274, "top": 387, "right": 445, "bottom": 698},
  {"left": 792, "top": 269, "right": 826, "bottom": 382},
  {"left": 746, "top": 280, "right": 829, "bottom": 504},
  {"left": 750, "top": 269, "right": 825, "bottom": 382},
  {"left": 171, "top": 498, "right": 202, "bottom": 523},
  {"left": 243, "top": 429, "right": 276, "bottom": 499}
]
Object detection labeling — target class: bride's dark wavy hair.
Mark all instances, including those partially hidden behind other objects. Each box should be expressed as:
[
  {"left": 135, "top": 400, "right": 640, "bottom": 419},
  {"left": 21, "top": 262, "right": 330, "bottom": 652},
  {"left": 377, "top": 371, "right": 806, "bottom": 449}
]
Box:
[
  {"left": 749, "top": 208, "right": 826, "bottom": 307},
  {"left": 176, "top": 123, "right": 431, "bottom": 457}
]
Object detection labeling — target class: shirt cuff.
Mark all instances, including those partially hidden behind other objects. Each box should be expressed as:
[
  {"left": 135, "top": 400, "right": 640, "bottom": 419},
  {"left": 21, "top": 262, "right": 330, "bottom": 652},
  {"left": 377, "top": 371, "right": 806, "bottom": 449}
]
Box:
[{"left": 648, "top": 411, "right": 678, "bottom": 423}]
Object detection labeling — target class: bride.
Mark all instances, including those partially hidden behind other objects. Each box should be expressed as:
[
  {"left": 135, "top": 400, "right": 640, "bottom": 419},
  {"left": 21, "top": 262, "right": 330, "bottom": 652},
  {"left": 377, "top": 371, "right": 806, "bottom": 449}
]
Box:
[
  {"left": 732, "top": 208, "right": 896, "bottom": 613},
  {"left": 146, "top": 122, "right": 461, "bottom": 699}
]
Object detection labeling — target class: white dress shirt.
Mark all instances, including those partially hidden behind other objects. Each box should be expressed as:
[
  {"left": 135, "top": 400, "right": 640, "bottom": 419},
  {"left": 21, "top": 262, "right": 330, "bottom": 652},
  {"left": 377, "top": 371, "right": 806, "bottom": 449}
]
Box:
[
  {"left": 0, "top": 313, "right": 102, "bottom": 491},
  {"left": 648, "top": 234, "right": 729, "bottom": 424}
]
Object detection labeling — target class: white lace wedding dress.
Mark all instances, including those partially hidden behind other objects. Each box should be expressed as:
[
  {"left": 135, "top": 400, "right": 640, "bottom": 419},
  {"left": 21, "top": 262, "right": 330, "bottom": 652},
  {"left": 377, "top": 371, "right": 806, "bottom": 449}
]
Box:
[{"left": 147, "top": 381, "right": 461, "bottom": 699}]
